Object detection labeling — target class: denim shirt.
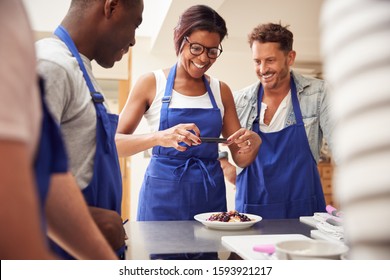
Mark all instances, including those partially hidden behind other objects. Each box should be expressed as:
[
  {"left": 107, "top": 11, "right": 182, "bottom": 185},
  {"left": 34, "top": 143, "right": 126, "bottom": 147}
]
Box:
[{"left": 233, "top": 70, "right": 334, "bottom": 163}]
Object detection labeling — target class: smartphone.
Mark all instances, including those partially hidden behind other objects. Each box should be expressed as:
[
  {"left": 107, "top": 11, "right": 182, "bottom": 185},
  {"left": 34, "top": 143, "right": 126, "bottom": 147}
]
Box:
[{"left": 200, "top": 137, "right": 228, "bottom": 143}]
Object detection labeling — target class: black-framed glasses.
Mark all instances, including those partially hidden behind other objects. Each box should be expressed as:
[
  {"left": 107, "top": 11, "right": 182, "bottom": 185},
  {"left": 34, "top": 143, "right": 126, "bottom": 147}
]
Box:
[{"left": 184, "top": 37, "right": 223, "bottom": 59}]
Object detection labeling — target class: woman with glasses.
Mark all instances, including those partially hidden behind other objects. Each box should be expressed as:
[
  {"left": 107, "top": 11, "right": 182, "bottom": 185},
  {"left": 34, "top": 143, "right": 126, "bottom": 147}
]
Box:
[{"left": 116, "top": 5, "right": 261, "bottom": 222}]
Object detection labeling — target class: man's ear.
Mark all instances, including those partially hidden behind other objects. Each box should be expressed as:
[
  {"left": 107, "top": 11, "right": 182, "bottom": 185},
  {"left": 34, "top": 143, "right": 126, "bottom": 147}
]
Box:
[
  {"left": 103, "top": 0, "right": 120, "bottom": 18},
  {"left": 287, "top": 50, "right": 296, "bottom": 66}
]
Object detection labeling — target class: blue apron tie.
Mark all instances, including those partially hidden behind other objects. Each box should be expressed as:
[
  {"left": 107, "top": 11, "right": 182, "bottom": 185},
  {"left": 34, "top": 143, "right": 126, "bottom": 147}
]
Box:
[{"left": 173, "top": 157, "right": 217, "bottom": 201}]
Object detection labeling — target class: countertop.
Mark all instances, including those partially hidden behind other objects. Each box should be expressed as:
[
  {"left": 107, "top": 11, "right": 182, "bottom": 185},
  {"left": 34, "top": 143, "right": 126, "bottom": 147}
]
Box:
[{"left": 124, "top": 219, "right": 313, "bottom": 260}]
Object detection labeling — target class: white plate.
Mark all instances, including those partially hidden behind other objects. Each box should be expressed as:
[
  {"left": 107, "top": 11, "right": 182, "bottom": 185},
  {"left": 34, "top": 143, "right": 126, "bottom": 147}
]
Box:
[{"left": 194, "top": 212, "right": 262, "bottom": 230}]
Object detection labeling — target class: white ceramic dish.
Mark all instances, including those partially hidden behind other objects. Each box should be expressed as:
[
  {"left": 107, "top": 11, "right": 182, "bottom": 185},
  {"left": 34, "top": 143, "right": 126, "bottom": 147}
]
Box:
[
  {"left": 194, "top": 212, "right": 262, "bottom": 230},
  {"left": 275, "top": 239, "right": 349, "bottom": 260},
  {"left": 221, "top": 234, "right": 311, "bottom": 260}
]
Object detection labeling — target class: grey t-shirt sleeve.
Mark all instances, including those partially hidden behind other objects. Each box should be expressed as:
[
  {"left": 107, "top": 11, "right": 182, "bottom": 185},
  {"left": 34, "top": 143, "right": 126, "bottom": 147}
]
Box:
[
  {"left": 36, "top": 59, "right": 96, "bottom": 190},
  {"left": 37, "top": 59, "right": 72, "bottom": 124}
]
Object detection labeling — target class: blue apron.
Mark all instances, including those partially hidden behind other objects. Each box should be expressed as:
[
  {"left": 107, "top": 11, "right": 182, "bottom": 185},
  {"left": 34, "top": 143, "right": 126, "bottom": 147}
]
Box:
[
  {"left": 137, "top": 64, "right": 227, "bottom": 221},
  {"left": 236, "top": 76, "right": 326, "bottom": 219},
  {"left": 50, "top": 26, "right": 123, "bottom": 259},
  {"left": 34, "top": 77, "right": 68, "bottom": 230}
]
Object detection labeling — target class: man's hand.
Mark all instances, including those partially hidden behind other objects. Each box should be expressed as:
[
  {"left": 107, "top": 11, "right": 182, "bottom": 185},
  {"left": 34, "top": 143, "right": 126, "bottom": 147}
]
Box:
[
  {"left": 219, "top": 157, "right": 237, "bottom": 186},
  {"left": 89, "top": 207, "right": 126, "bottom": 251}
]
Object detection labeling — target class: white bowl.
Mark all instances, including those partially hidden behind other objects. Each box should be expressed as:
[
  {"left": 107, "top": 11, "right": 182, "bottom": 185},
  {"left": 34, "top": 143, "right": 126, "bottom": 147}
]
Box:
[{"left": 275, "top": 240, "right": 349, "bottom": 260}]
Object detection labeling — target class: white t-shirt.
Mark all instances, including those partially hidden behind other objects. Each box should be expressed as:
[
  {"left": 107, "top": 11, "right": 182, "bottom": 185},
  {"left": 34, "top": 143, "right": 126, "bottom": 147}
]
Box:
[
  {"left": 144, "top": 69, "right": 225, "bottom": 132},
  {"left": 259, "top": 90, "right": 291, "bottom": 133},
  {"left": 0, "top": 0, "right": 41, "bottom": 159}
]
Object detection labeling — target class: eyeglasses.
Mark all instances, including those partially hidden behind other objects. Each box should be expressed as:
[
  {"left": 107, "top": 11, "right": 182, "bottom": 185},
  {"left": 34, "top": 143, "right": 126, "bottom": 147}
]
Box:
[{"left": 184, "top": 37, "right": 223, "bottom": 59}]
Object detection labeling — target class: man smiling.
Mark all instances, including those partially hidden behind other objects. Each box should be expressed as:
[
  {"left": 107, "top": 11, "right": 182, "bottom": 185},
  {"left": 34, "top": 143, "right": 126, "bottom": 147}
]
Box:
[{"left": 220, "top": 22, "right": 334, "bottom": 219}]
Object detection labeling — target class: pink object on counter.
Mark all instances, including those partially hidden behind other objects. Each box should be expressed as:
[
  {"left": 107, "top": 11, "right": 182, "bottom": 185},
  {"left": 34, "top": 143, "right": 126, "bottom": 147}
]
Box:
[
  {"left": 326, "top": 205, "right": 343, "bottom": 218},
  {"left": 253, "top": 244, "right": 275, "bottom": 254}
]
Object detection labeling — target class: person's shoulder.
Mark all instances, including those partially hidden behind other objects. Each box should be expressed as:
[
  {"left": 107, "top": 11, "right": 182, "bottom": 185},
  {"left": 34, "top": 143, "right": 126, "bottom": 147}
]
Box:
[
  {"left": 131, "top": 71, "right": 158, "bottom": 94},
  {"left": 151, "top": 69, "right": 165, "bottom": 80},
  {"left": 36, "top": 37, "right": 68, "bottom": 57},
  {"left": 234, "top": 81, "right": 260, "bottom": 97},
  {"left": 230, "top": 81, "right": 260, "bottom": 106},
  {"left": 136, "top": 71, "right": 158, "bottom": 84},
  {"left": 293, "top": 71, "right": 325, "bottom": 86},
  {"left": 36, "top": 37, "right": 81, "bottom": 76},
  {"left": 213, "top": 78, "right": 231, "bottom": 91},
  {"left": 203, "top": 75, "right": 231, "bottom": 96},
  {"left": 292, "top": 71, "right": 327, "bottom": 94},
  {"left": 36, "top": 37, "right": 77, "bottom": 68}
]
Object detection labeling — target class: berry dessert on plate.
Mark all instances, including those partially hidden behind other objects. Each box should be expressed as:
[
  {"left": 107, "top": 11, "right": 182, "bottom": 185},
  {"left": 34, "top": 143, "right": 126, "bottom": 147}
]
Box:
[{"left": 207, "top": 210, "right": 252, "bottom": 222}]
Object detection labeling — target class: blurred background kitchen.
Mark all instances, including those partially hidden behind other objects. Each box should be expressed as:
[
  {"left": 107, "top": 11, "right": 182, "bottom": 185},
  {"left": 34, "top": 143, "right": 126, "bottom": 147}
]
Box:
[{"left": 24, "top": 0, "right": 330, "bottom": 221}]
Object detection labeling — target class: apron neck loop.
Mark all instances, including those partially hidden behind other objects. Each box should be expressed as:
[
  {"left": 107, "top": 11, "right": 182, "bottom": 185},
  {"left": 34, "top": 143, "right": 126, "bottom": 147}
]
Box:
[
  {"left": 159, "top": 63, "right": 218, "bottom": 131},
  {"left": 163, "top": 64, "right": 218, "bottom": 107},
  {"left": 257, "top": 72, "right": 303, "bottom": 125},
  {"left": 54, "top": 25, "right": 104, "bottom": 103}
]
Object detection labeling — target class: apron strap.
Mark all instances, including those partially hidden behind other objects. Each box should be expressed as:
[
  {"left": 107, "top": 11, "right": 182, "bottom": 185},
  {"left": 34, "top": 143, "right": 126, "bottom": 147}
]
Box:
[
  {"left": 203, "top": 75, "right": 218, "bottom": 109},
  {"left": 289, "top": 75, "right": 303, "bottom": 125},
  {"left": 54, "top": 25, "right": 112, "bottom": 151},
  {"left": 159, "top": 65, "right": 177, "bottom": 131},
  {"left": 54, "top": 26, "right": 97, "bottom": 94}
]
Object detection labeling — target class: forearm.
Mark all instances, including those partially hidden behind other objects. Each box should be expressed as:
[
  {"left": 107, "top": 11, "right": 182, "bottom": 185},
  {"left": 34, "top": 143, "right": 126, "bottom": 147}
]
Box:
[
  {"left": 229, "top": 131, "right": 261, "bottom": 168},
  {"left": 0, "top": 143, "right": 55, "bottom": 259},
  {"left": 45, "top": 172, "right": 117, "bottom": 260},
  {"left": 115, "top": 132, "right": 158, "bottom": 157},
  {"left": 219, "top": 157, "right": 237, "bottom": 185},
  {"left": 232, "top": 150, "right": 258, "bottom": 168},
  {"left": 88, "top": 206, "right": 126, "bottom": 251},
  {"left": 116, "top": 123, "right": 201, "bottom": 157}
]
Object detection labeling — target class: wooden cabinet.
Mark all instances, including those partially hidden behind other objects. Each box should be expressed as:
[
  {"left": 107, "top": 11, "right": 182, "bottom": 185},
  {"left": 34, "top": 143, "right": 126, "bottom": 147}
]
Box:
[{"left": 317, "top": 162, "right": 336, "bottom": 206}]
